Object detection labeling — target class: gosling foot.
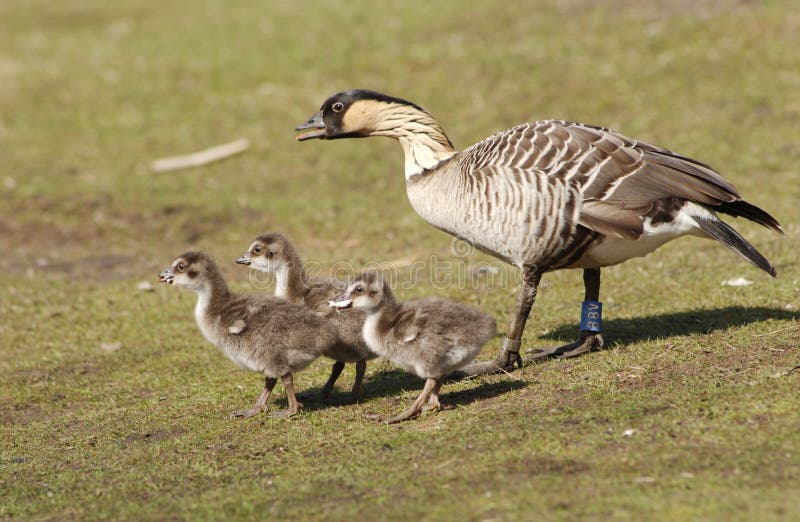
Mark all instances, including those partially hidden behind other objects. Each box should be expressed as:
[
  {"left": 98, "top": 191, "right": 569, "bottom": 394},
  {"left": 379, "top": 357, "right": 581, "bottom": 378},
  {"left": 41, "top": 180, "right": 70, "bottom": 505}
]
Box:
[
  {"left": 385, "top": 378, "right": 439, "bottom": 424},
  {"left": 270, "top": 404, "right": 302, "bottom": 419},
  {"left": 231, "top": 377, "right": 275, "bottom": 418},
  {"left": 422, "top": 381, "right": 442, "bottom": 412},
  {"left": 300, "top": 361, "right": 345, "bottom": 403},
  {"left": 422, "top": 401, "right": 442, "bottom": 413},
  {"left": 230, "top": 406, "right": 264, "bottom": 419},
  {"left": 385, "top": 406, "right": 423, "bottom": 425}
]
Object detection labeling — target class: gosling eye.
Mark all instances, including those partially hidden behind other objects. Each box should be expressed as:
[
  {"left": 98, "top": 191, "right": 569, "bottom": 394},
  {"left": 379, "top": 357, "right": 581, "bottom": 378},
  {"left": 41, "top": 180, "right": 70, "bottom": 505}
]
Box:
[
  {"left": 176, "top": 263, "right": 185, "bottom": 272},
  {"left": 253, "top": 245, "right": 262, "bottom": 254},
  {"left": 354, "top": 285, "right": 363, "bottom": 294},
  {"left": 332, "top": 102, "right": 344, "bottom": 113}
]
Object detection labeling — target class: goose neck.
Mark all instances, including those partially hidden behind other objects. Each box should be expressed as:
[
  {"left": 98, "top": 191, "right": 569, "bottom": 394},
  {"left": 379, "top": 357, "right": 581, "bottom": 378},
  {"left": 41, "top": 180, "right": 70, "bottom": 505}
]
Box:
[
  {"left": 370, "top": 105, "right": 458, "bottom": 179},
  {"left": 274, "top": 251, "right": 312, "bottom": 302}
]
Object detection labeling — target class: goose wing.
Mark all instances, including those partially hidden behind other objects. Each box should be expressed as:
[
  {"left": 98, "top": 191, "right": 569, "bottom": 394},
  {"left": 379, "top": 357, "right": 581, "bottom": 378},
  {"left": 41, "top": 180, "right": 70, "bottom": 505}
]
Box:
[
  {"left": 463, "top": 120, "right": 755, "bottom": 239},
  {"left": 391, "top": 306, "right": 426, "bottom": 345},
  {"left": 305, "top": 277, "right": 346, "bottom": 313},
  {"left": 220, "top": 295, "right": 271, "bottom": 335}
]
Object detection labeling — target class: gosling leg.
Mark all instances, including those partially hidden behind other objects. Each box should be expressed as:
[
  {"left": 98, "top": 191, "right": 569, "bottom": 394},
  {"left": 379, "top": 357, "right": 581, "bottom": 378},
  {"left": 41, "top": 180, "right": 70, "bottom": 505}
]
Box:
[
  {"left": 318, "top": 361, "right": 346, "bottom": 399},
  {"left": 271, "top": 373, "right": 304, "bottom": 418},
  {"left": 231, "top": 376, "right": 277, "bottom": 418},
  {"left": 423, "top": 380, "right": 443, "bottom": 412},
  {"left": 386, "top": 378, "right": 438, "bottom": 424},
  {"left": 348, "top": 359, "right": 367, "bottom": 403}
]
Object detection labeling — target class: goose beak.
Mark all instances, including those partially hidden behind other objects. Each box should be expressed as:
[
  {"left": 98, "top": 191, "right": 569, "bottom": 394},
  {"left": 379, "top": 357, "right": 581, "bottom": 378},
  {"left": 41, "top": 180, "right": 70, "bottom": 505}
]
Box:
[
  {"left": 328, "top": 292, "right": 353, "bottom": 309},
  {"left": 235, "top": 253, "right": 251, "bottom": 265},
  {"left": 158, "top": 268, "right": 175, "bottom": 285},
  {"left": 295, "top": 111, "right": 326, "bottom": 141}
]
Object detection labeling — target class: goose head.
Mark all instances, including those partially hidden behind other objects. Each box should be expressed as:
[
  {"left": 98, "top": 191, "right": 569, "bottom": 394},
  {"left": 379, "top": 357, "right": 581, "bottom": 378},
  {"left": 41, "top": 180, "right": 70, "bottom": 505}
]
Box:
[
  {"left": 159, "top": 252, "right": 213, "bottom": 291},
  {"left": 237, "top": 232, "right": 293, "bottom": 273},
  {"left": 295, "top": 89, "right": 426, "bottom": 141},
  {"left": 329, "top": 270, "right": 386, "bottom": 312}
]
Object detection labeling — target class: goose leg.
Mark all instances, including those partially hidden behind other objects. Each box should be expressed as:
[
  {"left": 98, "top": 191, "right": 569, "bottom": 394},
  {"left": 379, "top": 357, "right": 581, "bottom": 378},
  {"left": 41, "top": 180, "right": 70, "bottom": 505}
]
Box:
[
  {"left": 529, "top": 268, "right": 604, "bottom": 359},
  {"left": 386, "top": 378, "right": 439, "bottom": 424},
  {"left": 318, "top": 361, "right": 346, "bottom": 399},
  {"left": 272, "top": 373, "right": 304, "bottom": 418},
  {"left": 232, "top": 376, "right": 277, "bottom": 418},
  {"left": 348, "top": 360, "right": 367, "bottom": 403},
  {"left": 456, "top": 267, "right": 542, "bottom": 376}
]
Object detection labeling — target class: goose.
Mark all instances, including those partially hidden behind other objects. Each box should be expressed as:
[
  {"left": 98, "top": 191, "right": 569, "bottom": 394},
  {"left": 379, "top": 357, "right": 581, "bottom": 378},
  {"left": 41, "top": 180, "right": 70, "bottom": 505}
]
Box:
[
  {"left": 296, "top": 89, "right": 782, "bottom": 375},
  {"left": 329, "top": 270, "right": 496, "bottom": 423},
  {"left": 159, "top": 251, "right": 343, "bottom": 418},
  {"left": 235, "top": 232, "right": 377, "bottom": 402}
]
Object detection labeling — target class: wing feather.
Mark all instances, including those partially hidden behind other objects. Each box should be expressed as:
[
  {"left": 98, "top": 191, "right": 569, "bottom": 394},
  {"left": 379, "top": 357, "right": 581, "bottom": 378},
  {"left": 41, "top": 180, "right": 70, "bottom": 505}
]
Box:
[{"left": 461, "top": 120, "right": 754, "bottom": 238}]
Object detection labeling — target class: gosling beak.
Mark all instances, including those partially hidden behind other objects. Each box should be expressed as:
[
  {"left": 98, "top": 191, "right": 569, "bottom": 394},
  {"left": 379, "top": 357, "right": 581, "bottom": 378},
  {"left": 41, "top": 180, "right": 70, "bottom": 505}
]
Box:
[
  {"left": 235, "top": 253, "right": 251, "bottom": 265},
  {"left": 295, "top": 111, "right": 326, "bottom": 141},
  {"left": 158, "top": 268, "right": 175, "bottom": 285},
  {"left": 328, "top": 292, "right": 353, "bottom": 309}
]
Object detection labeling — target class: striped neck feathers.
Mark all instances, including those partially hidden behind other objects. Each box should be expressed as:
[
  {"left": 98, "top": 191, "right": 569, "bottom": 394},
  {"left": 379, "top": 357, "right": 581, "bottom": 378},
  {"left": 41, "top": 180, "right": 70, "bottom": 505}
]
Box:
[{"left": 347, "top": 100, "right": 458, "bottom": 179}]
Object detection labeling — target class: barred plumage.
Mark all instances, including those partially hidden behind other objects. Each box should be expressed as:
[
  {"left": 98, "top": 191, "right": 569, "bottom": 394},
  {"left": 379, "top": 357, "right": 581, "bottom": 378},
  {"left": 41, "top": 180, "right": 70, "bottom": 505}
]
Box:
[{"left": 407, "top": 117, "right": 781, "bottom": 273}]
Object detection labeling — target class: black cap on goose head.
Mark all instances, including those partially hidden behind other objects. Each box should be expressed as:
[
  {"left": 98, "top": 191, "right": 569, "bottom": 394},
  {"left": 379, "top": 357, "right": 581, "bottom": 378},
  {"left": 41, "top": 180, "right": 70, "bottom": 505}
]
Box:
[{"left": 295, "top": 89, "right": 425, "bottom": 141}]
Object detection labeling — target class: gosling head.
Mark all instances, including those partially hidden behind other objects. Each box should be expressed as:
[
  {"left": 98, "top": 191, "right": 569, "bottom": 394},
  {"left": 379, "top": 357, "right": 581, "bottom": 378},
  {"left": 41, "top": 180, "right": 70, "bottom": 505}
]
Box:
[
  {"left": 295, "top": 89, "right": 425, "bottom": 141},
  {"left": 159, "top": 252, "right": 213, "bottom": 291},
  {"left": 235, "top": 233, "right": 293, "bottom": 273},
  {"left": 329, "top": 270, "right": 387, "bottom": 313}
]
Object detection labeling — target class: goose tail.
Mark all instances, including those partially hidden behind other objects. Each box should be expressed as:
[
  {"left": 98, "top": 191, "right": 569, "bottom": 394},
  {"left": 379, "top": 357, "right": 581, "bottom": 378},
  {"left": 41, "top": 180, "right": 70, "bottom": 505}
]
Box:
[
  {"left": 716, "top": 200, "right": 783, "bottom": 234},
  {"left": 693, "top": 216, "right": 777, "bottom": 277}
]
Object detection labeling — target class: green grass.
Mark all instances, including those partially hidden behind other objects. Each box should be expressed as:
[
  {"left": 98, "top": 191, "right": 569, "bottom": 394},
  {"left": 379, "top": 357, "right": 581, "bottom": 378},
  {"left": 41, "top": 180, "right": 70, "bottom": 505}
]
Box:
[{"left": 1, "top": 1, "right": 799, "bottom": 520}]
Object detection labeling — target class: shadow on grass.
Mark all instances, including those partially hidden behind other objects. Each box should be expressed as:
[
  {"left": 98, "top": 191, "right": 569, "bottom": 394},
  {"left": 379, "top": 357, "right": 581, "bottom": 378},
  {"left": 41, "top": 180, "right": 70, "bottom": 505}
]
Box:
[
  {"left": 297, "top": 367, "right": 527, "bottom": 412},
  {"left": 542, "top": 305, "right": 798, "bottom": 344},
  {"left": 294, "top": 307, "right": 796, "bottom": 410}
]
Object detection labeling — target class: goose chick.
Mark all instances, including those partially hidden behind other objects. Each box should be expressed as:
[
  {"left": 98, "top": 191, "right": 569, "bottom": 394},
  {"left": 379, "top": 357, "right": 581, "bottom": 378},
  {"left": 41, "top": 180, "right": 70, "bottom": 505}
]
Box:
[
  {"left": 236, "top": 232, "right": 376, "bottom": 402},
  {"left": 330, "top": 271, "right": 496, "bottom": 424},
  {"left": 158, "top": 251, "right": 340, "bottom": 418},
  {"left": 297, "top": 89, "right": 782, "bottom": 373}
]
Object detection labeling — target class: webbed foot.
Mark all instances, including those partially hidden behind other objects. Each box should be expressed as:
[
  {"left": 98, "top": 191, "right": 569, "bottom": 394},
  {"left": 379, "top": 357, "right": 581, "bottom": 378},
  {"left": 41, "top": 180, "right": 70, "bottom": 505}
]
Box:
[
  {"left": 450, "top": 346, "right": 522, "bottom": 378},
  {"left": 230, "top": 406, "right": 264, "bottom": 419},
  {"left": 270, "top": 404, "right": 302, "bottom": 419},
  {"left": 528, "top": 333, "right": 604, "bottom": 359}
]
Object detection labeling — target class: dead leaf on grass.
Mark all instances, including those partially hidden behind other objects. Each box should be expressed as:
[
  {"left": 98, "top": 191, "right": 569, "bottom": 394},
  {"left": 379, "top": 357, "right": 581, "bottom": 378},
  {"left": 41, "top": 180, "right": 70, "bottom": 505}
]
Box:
[
  {"left": 721, "top": 277, "right": 754, "bottom": 287},
  {"left": 101, "top": 341, "right": 122, "bottom": 352}
]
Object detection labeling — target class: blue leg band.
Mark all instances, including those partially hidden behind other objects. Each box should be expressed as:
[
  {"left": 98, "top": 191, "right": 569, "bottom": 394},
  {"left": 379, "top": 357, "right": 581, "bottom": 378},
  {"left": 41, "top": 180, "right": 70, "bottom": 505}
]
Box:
[{"left": 580, "top": 301, "right": 602, "bottom": 332}]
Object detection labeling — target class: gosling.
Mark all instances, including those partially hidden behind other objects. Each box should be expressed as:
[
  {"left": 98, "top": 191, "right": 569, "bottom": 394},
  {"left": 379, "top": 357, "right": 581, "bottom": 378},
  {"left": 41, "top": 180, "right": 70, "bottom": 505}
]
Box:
[
  {"left": 158, "top": 251, "right": 342, "bottom": 418},
  {"left": 236, "top": 233, "right": 376, "bottom": 402},
  {"left": 330, "top": 271, "right": 496, "bottom": 424}
]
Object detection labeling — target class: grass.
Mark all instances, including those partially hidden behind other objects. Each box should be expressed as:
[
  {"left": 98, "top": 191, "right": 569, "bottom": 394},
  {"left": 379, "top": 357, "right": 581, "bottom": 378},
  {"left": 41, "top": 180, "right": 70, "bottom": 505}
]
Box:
[{"left": 1, "top": 0, "right": 799, "bottom": 520}]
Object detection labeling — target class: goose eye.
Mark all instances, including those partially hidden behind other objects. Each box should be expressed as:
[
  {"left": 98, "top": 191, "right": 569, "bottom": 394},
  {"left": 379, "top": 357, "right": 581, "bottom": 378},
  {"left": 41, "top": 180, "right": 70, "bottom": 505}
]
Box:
[
  {"left": 176, "top": 263, "right": 185, "bottom": 272},
  {"left": 355, "top": 286, "right": 363, "bottom": 294},
  {"left": 253, "top": 246, "right": 262, "bottom": 254},
  {"left": 332, "top": 102, "right": 344, "bottom": 113}
]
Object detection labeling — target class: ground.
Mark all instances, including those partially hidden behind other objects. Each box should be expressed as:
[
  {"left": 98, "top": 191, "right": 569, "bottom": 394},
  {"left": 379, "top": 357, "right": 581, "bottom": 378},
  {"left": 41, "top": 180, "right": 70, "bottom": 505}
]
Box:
[{"left": 1, "top": 1, "right": 799, "bottom": 520}]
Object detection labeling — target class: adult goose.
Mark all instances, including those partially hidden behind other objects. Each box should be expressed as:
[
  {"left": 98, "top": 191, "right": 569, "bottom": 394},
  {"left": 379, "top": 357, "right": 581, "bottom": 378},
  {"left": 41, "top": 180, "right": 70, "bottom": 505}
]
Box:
[{"left": 296, "top": 90, "right": 782, "bottom": 375}]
